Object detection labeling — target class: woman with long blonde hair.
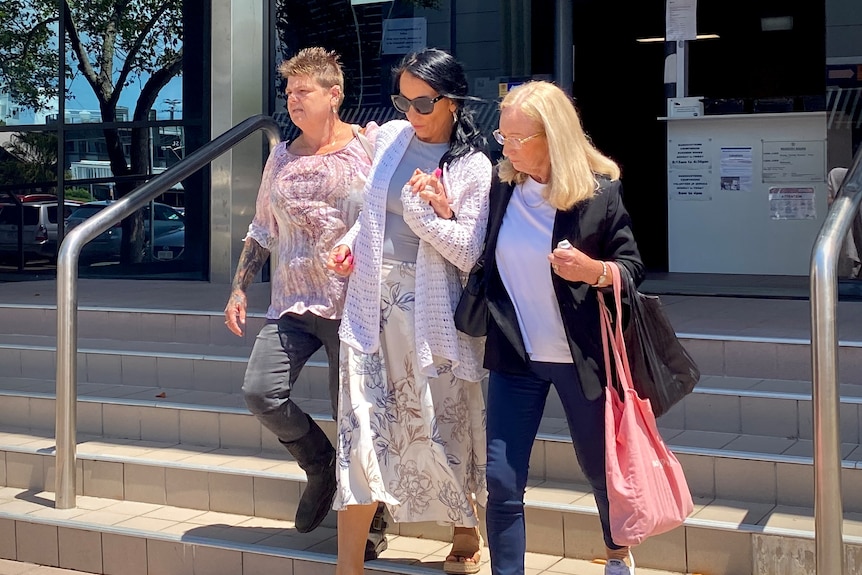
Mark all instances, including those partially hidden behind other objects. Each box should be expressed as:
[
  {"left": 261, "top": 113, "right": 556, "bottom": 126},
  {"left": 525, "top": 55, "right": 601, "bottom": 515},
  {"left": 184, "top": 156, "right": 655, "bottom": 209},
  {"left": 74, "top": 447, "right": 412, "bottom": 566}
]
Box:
[{"left": 478, "top": 81, "right": 644, "bottom": 575}]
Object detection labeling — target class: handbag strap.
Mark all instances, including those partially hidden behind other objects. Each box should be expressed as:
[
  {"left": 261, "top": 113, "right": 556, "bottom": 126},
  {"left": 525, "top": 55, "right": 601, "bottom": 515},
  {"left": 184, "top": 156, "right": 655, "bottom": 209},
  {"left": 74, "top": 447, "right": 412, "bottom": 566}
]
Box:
[
  {"left": 598, "top": 262, "right": 635, "bottom": 394},
  {"left": 351, "top": 124, "right": 375, "bottom": 161}
]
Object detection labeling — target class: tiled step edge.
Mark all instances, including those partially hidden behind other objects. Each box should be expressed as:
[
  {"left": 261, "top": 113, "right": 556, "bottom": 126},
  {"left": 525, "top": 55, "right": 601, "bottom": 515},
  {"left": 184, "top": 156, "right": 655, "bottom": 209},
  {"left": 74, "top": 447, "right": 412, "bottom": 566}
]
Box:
[{"left": 0, "top": 508, "right": 437, "bottom": 575}]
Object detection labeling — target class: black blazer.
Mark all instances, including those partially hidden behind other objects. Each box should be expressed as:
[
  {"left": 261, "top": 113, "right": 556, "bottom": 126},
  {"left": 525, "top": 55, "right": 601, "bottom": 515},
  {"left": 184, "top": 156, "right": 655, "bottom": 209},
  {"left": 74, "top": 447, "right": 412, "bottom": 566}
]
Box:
[{"left": 482, "top": 172, "right": 645, "bottom": 401}]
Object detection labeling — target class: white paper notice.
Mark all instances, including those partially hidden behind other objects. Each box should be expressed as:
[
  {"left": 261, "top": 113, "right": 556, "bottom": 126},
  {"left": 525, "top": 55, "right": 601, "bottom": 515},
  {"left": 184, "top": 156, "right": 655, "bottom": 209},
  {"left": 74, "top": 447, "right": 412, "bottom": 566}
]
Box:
[
  {"left": 669, "top": 140, "right": 711, "bottom": 200},
  {"left": 666, "top": 0, "right": 697, "bottom": 42},
  {"left": 762, "top": 140, "right": 826, "bottom": 183},
  {"left": 769, "top": 187, "right": 816, "bottom": 220},
  {"left": 382, "top": 18, "right": 427, "bottom": 55},
  {"left": 719, "top": 147, "right": 753, "bottom": 191}
]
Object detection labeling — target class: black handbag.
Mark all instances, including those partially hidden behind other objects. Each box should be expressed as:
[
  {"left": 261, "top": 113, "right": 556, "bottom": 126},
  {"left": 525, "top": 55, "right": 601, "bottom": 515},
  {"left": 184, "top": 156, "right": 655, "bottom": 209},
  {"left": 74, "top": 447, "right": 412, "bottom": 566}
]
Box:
[
  {"left": 454, "top": 260, "right": 489, "bottom": 337},
  {"left": 617, "top": 265, "right": 700, "bottom": 417}
]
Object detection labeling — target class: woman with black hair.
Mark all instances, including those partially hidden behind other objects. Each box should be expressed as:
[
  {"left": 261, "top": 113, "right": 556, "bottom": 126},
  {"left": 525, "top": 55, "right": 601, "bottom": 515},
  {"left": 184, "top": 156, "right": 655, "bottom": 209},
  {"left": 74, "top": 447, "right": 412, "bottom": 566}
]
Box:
[{"left": 327, "top": 48, "right": 492, "bottom": 575}]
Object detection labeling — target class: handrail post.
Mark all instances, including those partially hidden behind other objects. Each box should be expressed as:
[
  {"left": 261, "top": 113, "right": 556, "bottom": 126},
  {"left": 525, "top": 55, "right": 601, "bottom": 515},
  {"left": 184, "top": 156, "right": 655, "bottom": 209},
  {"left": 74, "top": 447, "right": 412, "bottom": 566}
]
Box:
[
  {"left": 55, "top": 115, "right": 281, "bottom": 508},
  {"left": 810, "top": 151, "right": 862, "bottom": 574},
  {"left": 55, "top": 249, "right": 78, "bottom": 509}
]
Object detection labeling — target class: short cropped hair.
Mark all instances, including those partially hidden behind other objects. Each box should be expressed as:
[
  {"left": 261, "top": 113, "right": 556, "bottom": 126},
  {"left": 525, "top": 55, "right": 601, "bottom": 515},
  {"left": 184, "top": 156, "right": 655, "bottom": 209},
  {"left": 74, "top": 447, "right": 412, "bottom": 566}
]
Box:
[
  {"left": 498, "top": 81, "right": 620, "bottom": 211},
  {"left": 278, "top": 47, "right": 345, "bottom": 108}
]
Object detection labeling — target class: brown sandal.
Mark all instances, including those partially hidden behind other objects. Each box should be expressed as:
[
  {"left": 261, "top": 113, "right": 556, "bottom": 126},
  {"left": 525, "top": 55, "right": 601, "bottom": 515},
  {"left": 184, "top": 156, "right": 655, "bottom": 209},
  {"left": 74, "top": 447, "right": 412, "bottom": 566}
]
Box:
[{"left": 443, "top": 526, "right": 482, "bottom": 575}]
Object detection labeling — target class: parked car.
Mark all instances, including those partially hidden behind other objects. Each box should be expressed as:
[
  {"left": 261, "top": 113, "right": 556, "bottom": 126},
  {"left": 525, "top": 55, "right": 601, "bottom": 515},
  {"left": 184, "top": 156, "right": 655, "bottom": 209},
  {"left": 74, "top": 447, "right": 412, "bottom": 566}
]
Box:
[
  {"left": 0, "top": 200, "right": 81, "bottom": 262},
  {"left": 152, "top": 226, "right": 185, "bottom": 261},
  {"left": 65, "top": 200, "right": 185, "bottom": 263}
]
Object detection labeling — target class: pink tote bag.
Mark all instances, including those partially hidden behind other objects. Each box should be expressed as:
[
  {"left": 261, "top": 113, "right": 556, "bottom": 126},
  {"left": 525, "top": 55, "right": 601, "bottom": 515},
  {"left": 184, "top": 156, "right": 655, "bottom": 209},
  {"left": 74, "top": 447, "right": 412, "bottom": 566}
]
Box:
[{"left": 599, "top": 262, "right": 693, "bottom": 547}]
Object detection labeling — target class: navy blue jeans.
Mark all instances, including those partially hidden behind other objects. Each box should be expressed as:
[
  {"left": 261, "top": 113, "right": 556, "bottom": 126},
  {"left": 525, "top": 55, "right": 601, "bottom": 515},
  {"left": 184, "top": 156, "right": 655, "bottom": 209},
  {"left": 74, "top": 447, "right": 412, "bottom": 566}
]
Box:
[
  {"left": 242, "top": 312, "right": 340, "bottom": 443},
  {"left": 485, "top": 362, "right": 619, "bottom": 575}
]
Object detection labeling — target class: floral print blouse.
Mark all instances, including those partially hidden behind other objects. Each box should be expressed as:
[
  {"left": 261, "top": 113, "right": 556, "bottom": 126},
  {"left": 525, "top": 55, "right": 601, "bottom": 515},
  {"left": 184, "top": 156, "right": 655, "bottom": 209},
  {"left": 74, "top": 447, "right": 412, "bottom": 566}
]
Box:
[{"left": 246, "top": 124, "right": 378, "bottom": 320}]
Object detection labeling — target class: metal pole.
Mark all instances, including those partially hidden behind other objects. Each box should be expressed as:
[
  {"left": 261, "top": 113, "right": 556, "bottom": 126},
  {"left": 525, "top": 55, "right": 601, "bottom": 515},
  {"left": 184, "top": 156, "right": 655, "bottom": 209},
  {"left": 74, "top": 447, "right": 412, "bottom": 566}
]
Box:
[
  {"left": 810, "top": 153, "right": 862, "bottom": 574},
  {"left": 55, "top": 243, "right": 78, "bottom": 509},
  {"left": 55, "top": 115, "right": 281, "bottom": 508},
  {"left": 554, "top": 0, "right": 573, "bottom": 94}
]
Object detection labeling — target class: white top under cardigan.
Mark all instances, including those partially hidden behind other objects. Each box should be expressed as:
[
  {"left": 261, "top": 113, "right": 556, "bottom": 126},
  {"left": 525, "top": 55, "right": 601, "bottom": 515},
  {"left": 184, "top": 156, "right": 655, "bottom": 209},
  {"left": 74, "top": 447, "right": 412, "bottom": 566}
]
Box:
[{"left": 337, "top": 120, "right": 492, "bottom": 383}]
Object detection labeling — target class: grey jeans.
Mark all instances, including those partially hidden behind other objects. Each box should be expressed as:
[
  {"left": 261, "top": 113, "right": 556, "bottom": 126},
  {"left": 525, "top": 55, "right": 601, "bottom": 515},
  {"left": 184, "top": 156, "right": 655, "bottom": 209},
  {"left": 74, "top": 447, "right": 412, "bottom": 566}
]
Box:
[{"left": 242, "top": 312, "right": 340, "bottom": 443}]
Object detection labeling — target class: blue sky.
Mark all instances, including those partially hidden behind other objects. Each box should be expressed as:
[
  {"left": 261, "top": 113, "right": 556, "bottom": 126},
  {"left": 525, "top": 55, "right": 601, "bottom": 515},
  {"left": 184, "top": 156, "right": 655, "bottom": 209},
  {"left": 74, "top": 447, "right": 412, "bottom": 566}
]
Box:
[{"left": 10, "top": 73, "right": 184, "bottom": 125}]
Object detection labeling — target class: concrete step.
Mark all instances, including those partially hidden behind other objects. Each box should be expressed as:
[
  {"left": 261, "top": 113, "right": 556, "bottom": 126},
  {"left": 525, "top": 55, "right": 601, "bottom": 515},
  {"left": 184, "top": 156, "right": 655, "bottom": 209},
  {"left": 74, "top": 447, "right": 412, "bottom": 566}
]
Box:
[
  {"left": 3, "top": 376, "right": 862, "bottom": 512},
  {"left": 6, "top": 367, "right": 862, "bottom": 448},
  {"left": 0, "top": 484, "right": 698, "bottom": 575},
  {"left": 7, "top": 299, "right": 862, "bottom": 386},
  {"left": 2, "top": 435, "right": 862, "bottom": 575},
  {"left": 0, "top": 339, "right": 328, "bottom": 397}
]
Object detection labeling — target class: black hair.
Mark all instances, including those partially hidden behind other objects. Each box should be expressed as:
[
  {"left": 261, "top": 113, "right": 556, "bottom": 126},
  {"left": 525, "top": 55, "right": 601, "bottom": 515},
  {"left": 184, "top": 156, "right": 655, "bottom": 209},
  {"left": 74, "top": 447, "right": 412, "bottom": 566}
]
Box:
[{"left": 393, "top": 48, "right": 486, "bottom": 168}]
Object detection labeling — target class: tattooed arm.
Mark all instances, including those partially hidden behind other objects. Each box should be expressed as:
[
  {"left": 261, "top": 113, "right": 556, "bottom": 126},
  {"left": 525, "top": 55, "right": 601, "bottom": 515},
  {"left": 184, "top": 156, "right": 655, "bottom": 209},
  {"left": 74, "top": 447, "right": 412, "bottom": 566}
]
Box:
[{"left": 224, "top": 238, "right": 270, "bottom": 336}]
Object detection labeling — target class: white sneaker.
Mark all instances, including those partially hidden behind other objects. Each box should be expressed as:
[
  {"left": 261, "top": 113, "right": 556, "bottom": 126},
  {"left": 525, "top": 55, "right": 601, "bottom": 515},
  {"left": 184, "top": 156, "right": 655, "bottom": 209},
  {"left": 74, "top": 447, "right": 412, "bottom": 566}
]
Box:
[{"left": 604, "top": 550, "right": 635, "bottom": 575}]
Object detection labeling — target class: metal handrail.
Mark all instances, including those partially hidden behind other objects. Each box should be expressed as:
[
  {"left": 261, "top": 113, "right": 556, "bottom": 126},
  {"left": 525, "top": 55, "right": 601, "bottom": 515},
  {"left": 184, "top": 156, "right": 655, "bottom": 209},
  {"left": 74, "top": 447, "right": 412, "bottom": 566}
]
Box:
[
  {"left": 55, "top": 114, "right": 281, "bottom": 509},
  {"left": 811, "top": 148, "right": 862, "bottom": 574}
]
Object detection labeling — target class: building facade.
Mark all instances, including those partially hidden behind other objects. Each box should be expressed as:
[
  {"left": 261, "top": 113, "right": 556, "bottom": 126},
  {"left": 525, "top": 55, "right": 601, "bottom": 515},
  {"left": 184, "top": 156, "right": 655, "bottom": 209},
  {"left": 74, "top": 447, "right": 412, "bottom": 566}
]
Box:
[{"left": 0, "top": 1, "right": 859, "bottom": 292}]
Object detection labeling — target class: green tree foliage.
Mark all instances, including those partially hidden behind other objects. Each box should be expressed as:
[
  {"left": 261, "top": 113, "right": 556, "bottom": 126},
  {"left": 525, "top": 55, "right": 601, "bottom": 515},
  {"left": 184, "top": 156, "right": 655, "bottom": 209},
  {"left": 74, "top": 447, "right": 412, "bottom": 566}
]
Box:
[
  {"left": 0, "top": 132, "right": 57, "bottom": 188},
  {"left": 0, "top": 0, "right": 183, "bottom": 262}
]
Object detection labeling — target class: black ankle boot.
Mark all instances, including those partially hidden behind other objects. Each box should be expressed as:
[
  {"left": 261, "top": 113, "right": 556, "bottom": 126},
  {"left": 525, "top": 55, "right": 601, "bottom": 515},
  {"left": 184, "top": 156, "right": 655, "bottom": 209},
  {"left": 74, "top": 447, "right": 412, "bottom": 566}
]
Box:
[
  {"left": 281, "top": 415, "right": 336, "bottom": 533},
  {"left": 364, "top": 503, "right": 389, "bottom": 561}
]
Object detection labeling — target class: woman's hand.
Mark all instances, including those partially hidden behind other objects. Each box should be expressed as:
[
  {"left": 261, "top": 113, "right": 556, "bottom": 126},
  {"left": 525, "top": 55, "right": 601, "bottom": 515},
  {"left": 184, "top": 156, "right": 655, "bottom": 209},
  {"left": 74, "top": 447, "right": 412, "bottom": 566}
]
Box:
[
  {"left": 327, "top": 244, "right": 354, "bottom": 277},
  {"left": 548, "top": 245, "right": 606, "bottom": 285},
  {"left": 224, "top": 289, "right": 247, "bottom": 337},
  {"left": 407, "top": 168, "right": 455, "bottom": 220}
]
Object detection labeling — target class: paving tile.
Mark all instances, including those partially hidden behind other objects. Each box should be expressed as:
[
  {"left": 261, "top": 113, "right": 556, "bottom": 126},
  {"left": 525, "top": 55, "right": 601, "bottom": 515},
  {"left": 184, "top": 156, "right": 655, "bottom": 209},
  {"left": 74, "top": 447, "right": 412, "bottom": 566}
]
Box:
[
  {"left": 723, "top": 434, "right": 796, "bottom": 455},
  {"left": 687, "top": 525, "right": 752, "bottom": 575},
  {"left": 715, "top": 457, "right": 776, "bottom": 504},
  {"left": 178, "top": 410, "right": 220, "bottom": 447},
  {"left": 691, "top": 498, "right": 774, "bottom": 526},
  {"left": 142, "top": 506, "right": 205, "bottom": 523},
  {"left": 683, "top": 392, "right": 740, "bottom": 433},
  {"left": 0, "top": 518, "right": 15, "bottom": 560},
  {"left": 524, "top": 507, "right": 563, "bottom": 557},
  {"left": 213, "top": 411, "right": 260, "bottom": 450},
  {"left": 16, "top": 522, "right": 58, "bottom": 567},
  {"left": 561, "top": 509, "right": 606, "bottom": 560},
  {"left": 156, "top": 356, "right": 194, "bottom": 389},
  {"left": 757, "top": 505, "right": 815, "bottom": 532},
  {"left": 165, "top": 468, "right": 209, "bottom": 510},
  {"left": 191, "top": 546, "right": 242, "bottom": 575},
  {"left": 84, "top": 354, "right": 122, "bottom": 385},
  {"left": 0, "top": 397, "right": 30, "bottom": 430},
  {"left": 139, "top": 406, "right": 180, "bottom": 444},
  {"left": 5, "top": 453, "right": 44, "bottom": 491},
  {"left": 209, "top": 471, "right": 254, "bottom": 515},
  {"left": 57, "top": 528, "right": 101, "bottom": 573},
  {"left": 101, "top": 404, "right": 141, "bottom": 440},
  {"left": 670, "top": 430, "right": 738, "bottom": 450},
  {"left": 0, "top": 558, "right": 33, "bottom": 574},
  {"left": 241, "top": 552, "right": 294, "bottom": 575},
  {"left": 101, "top": 500, "right": 162, "bottom": 516},
  {"left": 145, "top": 539, "right": 193, "bottom": 575},
  {"left": 102, "top": 533, "right": 147, "bottom": 575},
  {"left": 81, "top": 459, "right": 123, "bottom": 499},
  {"left": 252, "top": 476, "right": 300, "bottom": 521},
  {"left": 740, "top": 396, "right": 799, "bottom": 438}
]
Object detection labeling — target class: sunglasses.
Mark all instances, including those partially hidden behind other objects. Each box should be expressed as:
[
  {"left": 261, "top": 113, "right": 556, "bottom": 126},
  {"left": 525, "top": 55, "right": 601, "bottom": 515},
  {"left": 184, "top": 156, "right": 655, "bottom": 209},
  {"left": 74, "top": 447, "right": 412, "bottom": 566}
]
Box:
[{"left": 391, "top": 93, "right": 445, "bottom": 115}]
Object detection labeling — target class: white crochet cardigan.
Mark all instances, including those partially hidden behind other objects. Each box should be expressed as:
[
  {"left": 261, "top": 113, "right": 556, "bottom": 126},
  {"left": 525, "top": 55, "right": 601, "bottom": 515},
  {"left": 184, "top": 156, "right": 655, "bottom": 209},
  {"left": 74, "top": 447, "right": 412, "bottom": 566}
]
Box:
[{"left": 338, "top": 120, "right": 491, "bottom": 382}]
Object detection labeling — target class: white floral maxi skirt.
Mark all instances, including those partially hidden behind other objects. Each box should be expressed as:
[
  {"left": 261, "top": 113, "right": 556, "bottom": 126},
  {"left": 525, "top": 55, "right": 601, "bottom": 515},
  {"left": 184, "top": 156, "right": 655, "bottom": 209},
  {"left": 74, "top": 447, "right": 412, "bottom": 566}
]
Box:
[{"left": 334, "top": 260, "right": 487, "bottom": 526}]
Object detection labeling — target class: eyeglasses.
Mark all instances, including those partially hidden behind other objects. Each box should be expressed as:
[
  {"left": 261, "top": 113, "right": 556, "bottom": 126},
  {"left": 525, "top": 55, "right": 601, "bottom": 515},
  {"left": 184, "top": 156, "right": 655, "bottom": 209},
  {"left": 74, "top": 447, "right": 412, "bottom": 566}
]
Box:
[
  {"left": 492, "top": 129, "right": 544, "bottom": 150},
  {"left": 391, "top": 93, "right": 445, "bottom": 115}
]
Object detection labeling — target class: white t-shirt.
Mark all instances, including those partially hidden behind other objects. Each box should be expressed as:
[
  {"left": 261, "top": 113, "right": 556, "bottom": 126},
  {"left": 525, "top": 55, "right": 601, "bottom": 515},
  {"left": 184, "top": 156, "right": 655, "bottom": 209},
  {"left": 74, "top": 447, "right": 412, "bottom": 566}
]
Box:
[{"left": 495, "top": 177, "right": 572, "bottom": 363}]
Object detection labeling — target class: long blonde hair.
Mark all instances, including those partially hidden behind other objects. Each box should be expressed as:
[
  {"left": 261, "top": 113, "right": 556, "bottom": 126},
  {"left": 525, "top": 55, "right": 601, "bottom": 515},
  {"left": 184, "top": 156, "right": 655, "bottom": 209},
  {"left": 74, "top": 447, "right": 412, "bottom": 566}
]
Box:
[{"left": 498, "top": 81, "right": 620, "bottom": 210}]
